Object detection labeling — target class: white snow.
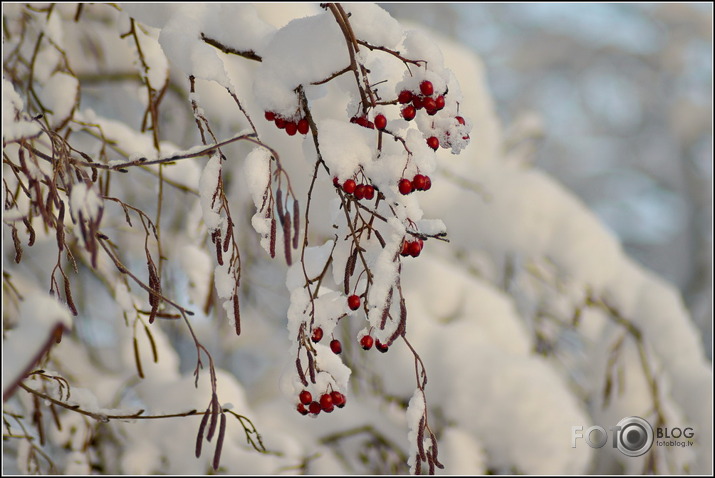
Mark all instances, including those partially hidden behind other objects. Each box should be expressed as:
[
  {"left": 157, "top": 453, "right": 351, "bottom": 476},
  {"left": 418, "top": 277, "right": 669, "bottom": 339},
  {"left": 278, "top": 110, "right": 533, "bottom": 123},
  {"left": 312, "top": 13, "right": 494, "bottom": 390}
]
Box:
[
  {"left": 69, "top": 182, "right": 103, "bottom": 224},
  {"left": 3, "top": 3, "right": 710, "bottom": 476},
  {"left": 253, "top": 12, "right": 348, "bottom": 116},
  {"left": 37, "top": 72, "right": 79, "bottom": 128},
  {"left": 2, "top": 78, "right": 42, "bottom": 141},
  {"left": 198, "top": 153, "right": 223, "bottom": 232},
  {"left": 2, "top": 293, "right": 73, "bottom": 398}
]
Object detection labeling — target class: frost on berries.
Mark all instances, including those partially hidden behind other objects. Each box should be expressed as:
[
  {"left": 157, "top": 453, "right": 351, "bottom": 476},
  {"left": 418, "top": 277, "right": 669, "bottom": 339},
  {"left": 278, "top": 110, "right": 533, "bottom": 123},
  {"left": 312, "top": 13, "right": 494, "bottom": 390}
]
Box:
[{"left": 246, "top": 3, "right": 469, "bottom": 473}]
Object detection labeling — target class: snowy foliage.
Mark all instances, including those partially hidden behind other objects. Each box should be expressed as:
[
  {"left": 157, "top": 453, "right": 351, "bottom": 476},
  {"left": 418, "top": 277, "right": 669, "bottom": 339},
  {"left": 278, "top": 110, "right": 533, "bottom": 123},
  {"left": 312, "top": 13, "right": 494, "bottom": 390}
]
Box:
[{"left": 2, "top": 3, "right": 711, "bottom": 475}]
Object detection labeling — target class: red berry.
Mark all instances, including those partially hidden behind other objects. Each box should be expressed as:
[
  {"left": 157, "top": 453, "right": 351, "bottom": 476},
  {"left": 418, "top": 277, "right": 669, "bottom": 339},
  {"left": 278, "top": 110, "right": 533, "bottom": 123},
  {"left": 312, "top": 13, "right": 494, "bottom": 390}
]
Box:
[
  {"left": 456, "top": 116, "right": 466, "bottom": 125},
  {"left": 435, "top": 95, "right": 445, "bottom": 110},
  {"left": 342, "top": 179, "right": 356, "bottom": 194},
  {"left": 412, "top": 96, "right": 424, "bottom": 110},
  {"left": 409, "top": 239, "right": 423, "bottom": 257},
  {"left": 374, "top": 114, "right": 387, "bottom": 130},
  {"left": 354, "top": 116, "right": 374, "bottom": 129},
  {"left": 320, "top": 393, "right": 334, "bottom": 412},
  {"left": 333, "top": 176, "right": 340, "bottom": 187},
  {"left": 376, "top": 340, "right": 389, "bottom": 353},
  {"left": 423, "top": 97, "right": 437, "bottom": 113},
  {"left": 412, "top": 174, "right": 427, "bottom": 191},
  {"left": 401, "top": 106, "right": 416, "bottom": 121},
  {"left": 398, "top": 178, "right": 413, "bottom": 195},
  {"left": 297, "top": 118, "right": 309, "bottom": 135},
  {"left": 423, "top": 176, "right": 432, "bottom": 191},
  {"left": 354, "top": 184, "right": 366, "bottom": 200},
  {"left": 364, "top": 185, "right": 375, "bottom": 200},
  {"left": 275, "top": 117, "right": 286, "bottom": 129},
  {"left": 299, "top": 390, "right": 313, "bottom": 405},
  {"left": 401, "top": 240, "right": 411, "bottom": 257},
  {"left": 331, "top": 391, "right": 346, "bottom": 408},
  {"left": 309, "top": 401, "right": 321, "bottom": 415},
  {"left": 347, "top": 294, "right": 361, "bottom": 311},
  {"left": 462, "top": 134, "right": 470, "bottom": 141},
  {"left": 312, "top": 327, "right": 323, "bottom": 343},
  {"left": 360, "top": 335, "right": 374, "bottom": 350},
  {"left": 265, "top": 111, "right": 276, "bottom": 121},
  {"left": 398, "top": 90, "right": 413, "bottom": 104},
  {"left": 427, "top": 136, "right": 439, "bottom": 150},
  {"left": 297, "top": 403, "right": 308, "bottom": 415},
  {"left": 330, "top": 339, "right": 342, "bottom": 354},
  {"left": 420, "top": 80, "right": 434, "bottom": 96},
  {"left": 285, "top": 121, "right": 298, "bottom": 136}
]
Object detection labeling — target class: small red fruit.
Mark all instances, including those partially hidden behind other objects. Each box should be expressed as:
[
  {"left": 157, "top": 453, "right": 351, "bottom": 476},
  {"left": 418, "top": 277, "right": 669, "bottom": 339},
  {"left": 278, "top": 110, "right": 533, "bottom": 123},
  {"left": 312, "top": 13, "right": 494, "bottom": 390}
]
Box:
[
  {"left": 409, "top": 239, "right": 423, "bottom": 257},
  {"left": 312, "top": 327, "right": 323, "bottom": 343},
  {"left": 285, "top": 121, "right": 298, "bottom": 136},
  {"left": 401, "top": 106, "right": 416, "bottom": 121},
  {"left": 330, "top": 339, "right": 342, "bottom": 354},
  {"left": 354, "top": 184, "right": 366, "bottom": 200},
  {"left": 364, "top": 185, "right": 375, "bottom": 200},
  {"left": 412, "top": 174, "right": 427, "bottom": 191},
  {"left": 297, "top": 403, "right": 308, "bottom": 415},
  {"left": 420, "top": 80, "right": 434, "bottom": 96},
  {"left": 360, "top": 335, "right": 374, "bottom": 350},
  {"left": 333, "top": 176, "right": 340, "bottom": 187},
  {"left": 398, "top": 178, "right": 413, "bottom": 195},
  {"left": 331, "top": 391, "right": 346, "bottom": 408},
  {"left": 309, "top": 401, "right": 321, "bottom": 415},
  {"left": 275, "top": 117, "right": 286, "bottom": 129},
  {"left": 374, "top": 114, "right": 387, "bottom": 130},
  {"left": 400, "top": 240, "right": 411, "bottom": 257},
  {"left": 423, "top": 176, "right": 432, "bottom": 191},
  {"left": 342, "top": 179, "right": 356, "bottom": 194},
  {"left": 376, "top": 340, "right": 389, "bottom": 353},
  {"left": 299, "top": 390, "right": 313, "bottom": 405},
  {"left": 398, "top": 90, "right": 413, "bottom": 104},
  {"left": 435, "top": 95, "right": 445, "bottom": 110},
  {"left": 353, "top": 116, "right": 374, "bottom": 129},
  {"left": 348, "top": 294, "right": 361, "bottom": 311},
  {"left": 297, "top": 118, "right": 309, "bottom": 135},
  {"left": 456, "top": 116, "right": 466, "bottom": 125},
  {"left": 412, "top": 95, "right": 424, "bottom": 110},
  {"left": 265, "top": 111, "right": 276, "bottom": 121},
  {"left": 423, "top": 97, "right": 437, "bottom": 113},
  {"left": 320, "top": 393, "right": 334, "bottom": 412},
  {"left": 427, "top": 136, "right": 439, "bottom": 150}
]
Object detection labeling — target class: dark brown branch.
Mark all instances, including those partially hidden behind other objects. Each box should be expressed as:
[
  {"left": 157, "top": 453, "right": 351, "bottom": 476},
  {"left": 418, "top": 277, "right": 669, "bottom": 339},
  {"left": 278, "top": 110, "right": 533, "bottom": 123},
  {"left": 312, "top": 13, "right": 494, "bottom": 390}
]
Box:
[{"left": 201, "top": 33, "right": 263, "bottom": 62}]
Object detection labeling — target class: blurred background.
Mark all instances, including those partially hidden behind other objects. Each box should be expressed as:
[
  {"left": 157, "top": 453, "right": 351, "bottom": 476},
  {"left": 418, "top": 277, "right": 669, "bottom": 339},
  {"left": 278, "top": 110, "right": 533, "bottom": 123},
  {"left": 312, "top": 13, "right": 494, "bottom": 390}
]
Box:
[{"left": 380, "top": 3, "right": 713, "bottom": 357}]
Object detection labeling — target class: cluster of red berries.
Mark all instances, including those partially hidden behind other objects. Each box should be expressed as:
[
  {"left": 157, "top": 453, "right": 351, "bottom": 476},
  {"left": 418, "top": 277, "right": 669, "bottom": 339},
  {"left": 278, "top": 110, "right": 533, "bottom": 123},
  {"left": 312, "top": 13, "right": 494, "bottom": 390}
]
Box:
[
  {"left": 398, "top": 174, "right": 432, "bottom": 195},
  {"left": 399, "top": 80, "right": 445, "bottom": 123},
  {"left": 400, "top": 238, "right": 424, "bottom": 258},
  {"left": 359, "top": 334, "right": 389, "bottom": 353},
  {"left": 264, "top": 111, "right": 309, "bottom": 136},
  {"left": 297, "top": 389, "right": 346, "bottom": 415},
  {"left": 397, "top": 79, "right": 470, "bottom": 151},
  {"left": 333, "top": 177, "right": 376, "bottom": 201}
]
